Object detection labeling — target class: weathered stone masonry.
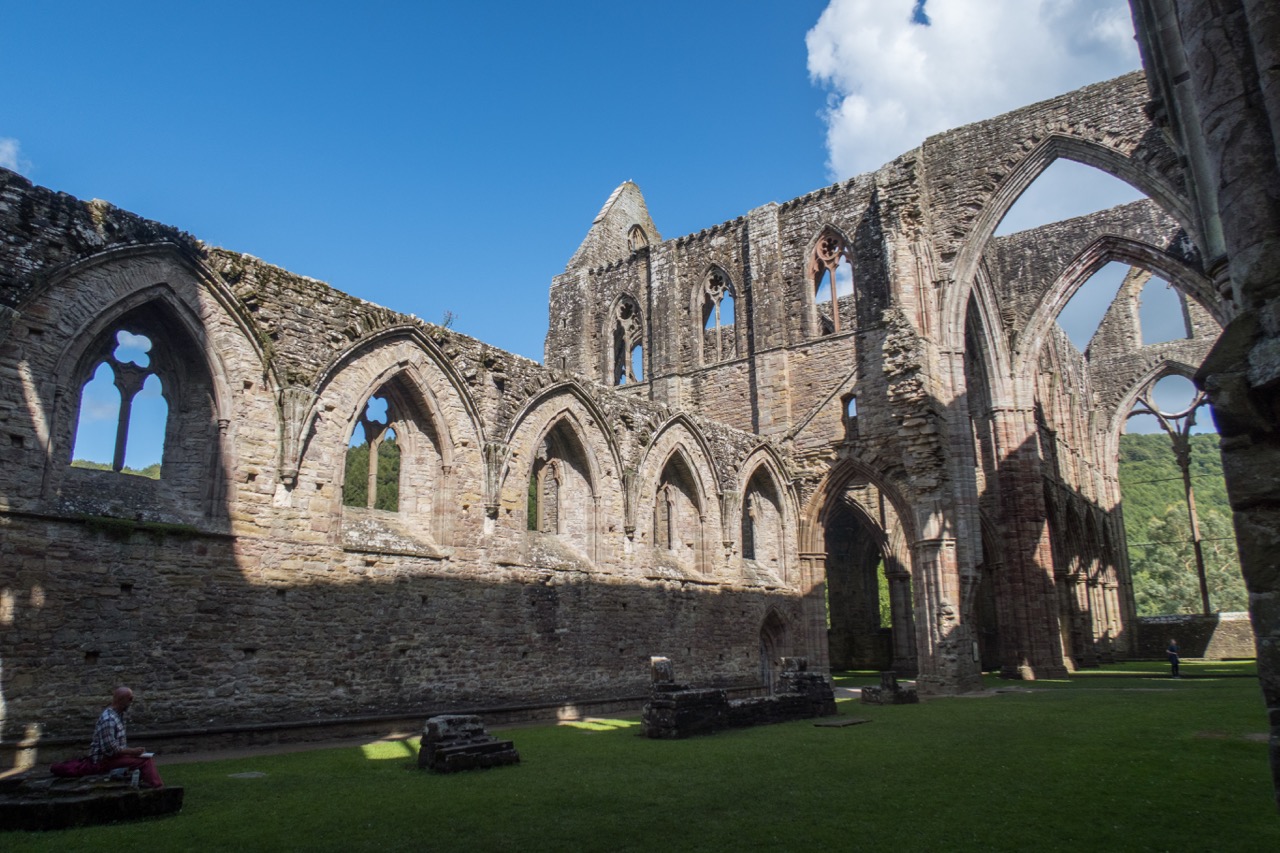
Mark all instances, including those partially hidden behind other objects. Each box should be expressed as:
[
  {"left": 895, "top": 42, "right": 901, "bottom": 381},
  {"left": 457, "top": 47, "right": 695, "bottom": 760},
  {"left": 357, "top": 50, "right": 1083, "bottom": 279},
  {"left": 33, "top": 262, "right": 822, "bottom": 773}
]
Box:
[
  {"left": 0, "top": 172, "right": 805, "bottom": 747},
  {"left": 546, "top": 70, "right": 1221, "bottom": 692}
]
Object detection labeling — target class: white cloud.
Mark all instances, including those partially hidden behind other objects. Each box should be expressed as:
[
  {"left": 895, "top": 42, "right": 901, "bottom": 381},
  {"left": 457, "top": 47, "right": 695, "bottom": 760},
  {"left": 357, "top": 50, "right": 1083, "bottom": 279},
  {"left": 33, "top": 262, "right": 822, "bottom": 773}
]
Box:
[
  {"left": 806, "top": 0, "right": 1140, "bottom": 179},
  {"left": 0, "top": 137, "right": 31, "bottom": 175}
]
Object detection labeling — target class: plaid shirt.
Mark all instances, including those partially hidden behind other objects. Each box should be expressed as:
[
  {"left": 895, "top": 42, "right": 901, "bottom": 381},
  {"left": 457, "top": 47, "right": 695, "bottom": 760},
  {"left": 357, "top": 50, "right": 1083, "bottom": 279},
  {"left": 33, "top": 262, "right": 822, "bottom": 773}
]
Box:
[{"left": 89, "top": 707, "right": 127, "bottom": 763}]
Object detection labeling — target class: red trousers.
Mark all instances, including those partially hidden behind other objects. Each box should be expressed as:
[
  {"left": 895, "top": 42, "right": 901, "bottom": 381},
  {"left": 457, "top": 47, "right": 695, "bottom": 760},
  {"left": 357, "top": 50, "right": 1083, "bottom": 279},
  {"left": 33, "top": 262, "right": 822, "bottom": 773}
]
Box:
[{"left": 100, "top": 753, "right": 164, "bottom": 788}]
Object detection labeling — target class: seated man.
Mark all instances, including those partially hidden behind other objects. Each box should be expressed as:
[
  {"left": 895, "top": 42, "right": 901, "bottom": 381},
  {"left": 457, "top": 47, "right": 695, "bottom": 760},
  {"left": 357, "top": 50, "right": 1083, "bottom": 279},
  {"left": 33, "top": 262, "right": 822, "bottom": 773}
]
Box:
[{"left": 89, "top": 685, "right": 164, "bottom": 788}]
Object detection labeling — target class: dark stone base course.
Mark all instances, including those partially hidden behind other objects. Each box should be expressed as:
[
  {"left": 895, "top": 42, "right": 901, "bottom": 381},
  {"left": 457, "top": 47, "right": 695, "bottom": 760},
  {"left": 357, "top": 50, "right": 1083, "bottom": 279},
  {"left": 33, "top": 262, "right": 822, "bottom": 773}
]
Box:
[
  {"left": 641, "top": 664, "right": 837, "bottom": 739},
  {"left": 0, "top": 775, "right": 184, "bottom": 832}
]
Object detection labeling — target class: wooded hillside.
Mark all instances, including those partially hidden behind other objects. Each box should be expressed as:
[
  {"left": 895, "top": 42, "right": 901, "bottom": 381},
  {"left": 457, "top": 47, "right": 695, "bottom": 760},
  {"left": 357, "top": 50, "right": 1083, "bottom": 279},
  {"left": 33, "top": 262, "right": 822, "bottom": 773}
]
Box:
[{"left": 1118, "top": 433, "right": 1245, "bottom": 615}]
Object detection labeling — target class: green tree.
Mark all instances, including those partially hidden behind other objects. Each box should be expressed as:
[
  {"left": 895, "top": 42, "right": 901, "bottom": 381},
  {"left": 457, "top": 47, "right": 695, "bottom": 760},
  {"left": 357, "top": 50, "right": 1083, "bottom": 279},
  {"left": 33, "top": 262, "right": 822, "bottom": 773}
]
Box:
[
  {"left": 1129, "top": 505, "right": 1245, "bottom": 615},
  {"left": 343, "top": 437, "right": 400, "bottom": 511},
  {"left": 1119, "top": 433, "right": 1243, "bottom": 615}
]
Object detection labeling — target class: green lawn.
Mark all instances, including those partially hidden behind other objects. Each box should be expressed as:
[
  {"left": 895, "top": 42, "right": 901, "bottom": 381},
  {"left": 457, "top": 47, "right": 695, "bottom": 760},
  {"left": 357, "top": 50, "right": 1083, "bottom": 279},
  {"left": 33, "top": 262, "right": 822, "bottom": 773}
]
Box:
[{"left": 9, "top": 661, "right": 1278, "bottom": 852}]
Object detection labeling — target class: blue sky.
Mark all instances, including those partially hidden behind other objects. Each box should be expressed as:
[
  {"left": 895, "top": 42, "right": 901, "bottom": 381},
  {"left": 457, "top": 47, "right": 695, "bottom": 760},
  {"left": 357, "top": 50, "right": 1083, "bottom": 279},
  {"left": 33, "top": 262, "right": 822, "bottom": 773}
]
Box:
[{"left": 8, "top": 1, "right": 1182, "bottom": 463}]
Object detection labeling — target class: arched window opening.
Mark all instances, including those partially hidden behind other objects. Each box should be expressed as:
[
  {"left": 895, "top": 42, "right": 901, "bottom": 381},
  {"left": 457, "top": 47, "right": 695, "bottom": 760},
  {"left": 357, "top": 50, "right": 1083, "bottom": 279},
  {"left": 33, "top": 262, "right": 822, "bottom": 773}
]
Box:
[
  {"left": 627, "top": 225, "right": 649, "bottom": 253},
  {"left": 71, "top": 329, "right": 167, "bottom": 478},
  {"left": 1057, "top": 261, "right": 1130, "bottom": 352},
  {"left": 759, "top": 612, "right": 788, "bottom": 693},
  {"left": 527, "top": 420, "right": 596, "bottom": 557},
  {"left": 701, "top": 269, "right": 737, "bottom": 364},
  {"left": 994, "top": 159, "right": 1144, "bottom": 236},
  {"left": 1139, "top": 275, "right": 1191, "bottom": 345},
  {"left": 742, "top": 469, "right": 784, "bottom": 576},
  {"left": 654, "top": 454, "right": 703, "bottom": 572},
  {"left": 344, "top": 395, "right": 401, "bottom": 511},
  {"left": 842, "top": 394, "right": 858, "bottom": 440},
  {"left": 72, "top": 363, "right": 121, "bottom": 467},
  {"left": 809, "top": 229, "right": 854, "bottom": 335},
  {"left": 611, "top": 298, "right": 644, "bottom": 385},
  {"left": 125, "top": 374, "right": 168, "bottom": 475},
  {"left": 1121, "top": 375, "right": 1243, "bottom": 617}
]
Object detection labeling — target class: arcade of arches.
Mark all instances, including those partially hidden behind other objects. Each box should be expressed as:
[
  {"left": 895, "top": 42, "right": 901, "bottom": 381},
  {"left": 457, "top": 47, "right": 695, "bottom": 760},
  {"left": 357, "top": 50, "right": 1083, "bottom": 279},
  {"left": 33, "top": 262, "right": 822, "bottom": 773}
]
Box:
[{"left": 1, "top": 2, "right": 1277, "bottom": 804}]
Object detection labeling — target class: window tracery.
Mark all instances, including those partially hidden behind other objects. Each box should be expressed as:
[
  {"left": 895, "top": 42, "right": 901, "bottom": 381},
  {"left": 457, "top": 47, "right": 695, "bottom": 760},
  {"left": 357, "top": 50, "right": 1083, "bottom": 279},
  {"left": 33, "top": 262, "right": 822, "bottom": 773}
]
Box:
[
  {"left": 344, "top": 394, "right": 400, "bottom": 511},
  {"left": 72, "top": 328, "right": 168, "bottom": 477},
  {"left": 808, "top": 229, "right": 854, "bottom": 335},
  {"left": 611, "top": 297, "right": 644, "bottom": 385},
  {"left": 701, "top": 268, "right": 737, "bottom": 364},
  {"left": 627, "top": 225, "right": 649, "bottom": 253}
]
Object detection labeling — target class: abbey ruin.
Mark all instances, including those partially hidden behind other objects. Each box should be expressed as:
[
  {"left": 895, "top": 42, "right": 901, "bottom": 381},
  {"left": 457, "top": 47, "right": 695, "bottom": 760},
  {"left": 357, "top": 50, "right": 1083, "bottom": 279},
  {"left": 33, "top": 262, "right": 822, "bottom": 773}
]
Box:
[{"left": 1, "top": 0, "right": 1277, "bottom": 806}]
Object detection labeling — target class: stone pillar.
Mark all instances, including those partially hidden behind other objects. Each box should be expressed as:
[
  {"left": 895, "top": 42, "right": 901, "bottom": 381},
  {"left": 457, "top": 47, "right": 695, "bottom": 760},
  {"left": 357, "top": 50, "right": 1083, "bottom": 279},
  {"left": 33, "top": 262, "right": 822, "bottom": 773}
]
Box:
[
  {"left": 887, "top": 569, "right": 918, "bottom": 676},
  {"left": 798, "top": 552, "right": 831, "bottom": 673},
  {"left": 910, "top": 537, "right": 983, "bottom": 694},
  {"left": 1084, "top": 578, "right": 1104, "bottom": 668},
  {"left": 1100, "top": 579, "right": 1120, "bottom": 663},
  {"left": 1135, "top": 0, "right": 1280, "bottom": 809},
  {"left": 988, "top": 406, "right": 1069, "bottom": 679}
]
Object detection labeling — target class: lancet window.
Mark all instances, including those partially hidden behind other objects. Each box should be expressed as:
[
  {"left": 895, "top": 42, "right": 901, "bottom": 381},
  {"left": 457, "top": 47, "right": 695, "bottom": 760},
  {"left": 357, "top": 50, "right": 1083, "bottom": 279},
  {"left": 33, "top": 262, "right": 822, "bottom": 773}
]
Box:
[
  {"left": 526, "top": 419, "right": 596, "bottom": 558},
  {"left": 654, "top": 453, "right": 704, "bottom": 573},
  {"left": 742, "top": 468, "right": 785, "bottom": 575}
]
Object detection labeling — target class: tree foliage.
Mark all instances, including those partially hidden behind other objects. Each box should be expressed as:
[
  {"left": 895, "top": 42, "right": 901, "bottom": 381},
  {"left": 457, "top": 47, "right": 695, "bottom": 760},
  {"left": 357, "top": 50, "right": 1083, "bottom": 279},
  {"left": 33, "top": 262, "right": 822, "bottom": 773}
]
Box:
[
  {"left": 1119, "top": 433, "right": 1244, "bottom": 615},
  {"left": 343, "top": 437, "right": 400, "bottom": 511}
]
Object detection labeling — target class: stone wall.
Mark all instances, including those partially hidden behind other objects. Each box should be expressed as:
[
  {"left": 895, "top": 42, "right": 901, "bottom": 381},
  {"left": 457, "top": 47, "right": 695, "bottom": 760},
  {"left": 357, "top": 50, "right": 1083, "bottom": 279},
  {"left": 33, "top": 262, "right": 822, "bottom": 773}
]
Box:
[
  {"left": 1135, "top": 613, "right": 1257, "bottom": 660},
  {"left": 0, "top": 168, "right": 808, "bottom": 754}
]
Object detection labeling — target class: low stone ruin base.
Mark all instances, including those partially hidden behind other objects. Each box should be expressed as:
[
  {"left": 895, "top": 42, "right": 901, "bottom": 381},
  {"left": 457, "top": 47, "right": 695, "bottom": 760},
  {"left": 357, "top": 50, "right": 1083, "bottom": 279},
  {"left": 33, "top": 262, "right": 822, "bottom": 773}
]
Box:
[
  {"left": 417, "top": 715, "right": 520, "bottom": 773},
  {"left": 0, "top": 774, "right": 184, "bottom": 831},
  {"left": 642, "top": 657, "right": 837, "bottom": 739},
  {"left": 859, "top": 671, "right": 919, "bottom": 705}
]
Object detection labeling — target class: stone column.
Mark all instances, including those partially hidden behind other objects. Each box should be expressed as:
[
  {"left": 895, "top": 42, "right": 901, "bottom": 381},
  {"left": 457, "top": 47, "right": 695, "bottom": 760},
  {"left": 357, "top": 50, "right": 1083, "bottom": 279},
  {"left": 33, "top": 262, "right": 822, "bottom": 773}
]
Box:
[
  {"left": 798, "top": 551, "right": 831, "bottom": 673},
  {"left": 987, "top": 405, "right": 1069, "bottom": 679},
  {"left": 887, "top": 569, "right": 918, "bottom": 676},
  {"left": 1140, "top": 0, "right": 1280, "bottom": 808},
  {"left": 910, "top": 536, "right": 983, "bottom": 694}
]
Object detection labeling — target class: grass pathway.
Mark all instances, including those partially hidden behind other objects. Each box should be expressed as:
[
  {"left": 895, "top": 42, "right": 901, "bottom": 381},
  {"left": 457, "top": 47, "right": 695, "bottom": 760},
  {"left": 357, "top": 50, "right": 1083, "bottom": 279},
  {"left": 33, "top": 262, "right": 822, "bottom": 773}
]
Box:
[{"left": 8, "top": 661, "right": 1277, "bottom": 851}]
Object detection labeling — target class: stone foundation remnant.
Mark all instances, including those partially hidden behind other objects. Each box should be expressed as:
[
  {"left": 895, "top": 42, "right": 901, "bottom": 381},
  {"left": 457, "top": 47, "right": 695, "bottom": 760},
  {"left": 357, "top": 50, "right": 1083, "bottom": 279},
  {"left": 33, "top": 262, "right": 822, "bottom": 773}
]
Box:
[
  {"left": 641, "top": 656, "right": 836, "bottom": 738},
  {"left": 416, "top": 715, "right": 520, "bottom": 773},
  {"left": 0, "top": 773, "right": 184, "bottom": 831},
  {"left": 859, "top": 671, "right": 919, "bottom": 705}
]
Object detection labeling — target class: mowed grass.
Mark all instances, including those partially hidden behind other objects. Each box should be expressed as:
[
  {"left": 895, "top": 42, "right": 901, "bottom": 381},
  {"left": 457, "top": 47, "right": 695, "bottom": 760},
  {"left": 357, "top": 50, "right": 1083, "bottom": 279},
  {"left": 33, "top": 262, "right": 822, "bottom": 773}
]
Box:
[{"left": 9, "top": 661, "right": 1277, "bottom": 852}]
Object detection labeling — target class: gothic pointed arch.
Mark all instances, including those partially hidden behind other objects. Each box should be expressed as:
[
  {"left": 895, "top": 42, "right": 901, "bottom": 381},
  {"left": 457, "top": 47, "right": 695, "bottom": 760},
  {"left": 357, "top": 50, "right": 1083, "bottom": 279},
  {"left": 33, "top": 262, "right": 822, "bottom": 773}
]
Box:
[
  {"left": 33, "top": 249, "right": 251, "bottom": 527},
  {"left": 636, "top": 416, "right": 721, "bottom": 579},
  {"left": 944, "top": 131, "right": 1195, "bottom": 352},
  {"left": 627, "top": 224, "right": 650, "bottom": 253},
  {"left": 759, "top": 608, "right": 790, "bottom": 692},
  {"left": 738, "top": 450, "right": 797, "bottom": 584},
  {"left": 501, "top": 380, "right": 625, "bottom": 497},
  {"left": 1100, "top": 357, "right": 1202, "bottom": 464},
  {"left": 1013, "top": 236, "right": 1220, "bottom": 375},
  {"left": 525, "top": 410, "right": 600, "bottom": 562},
  {"left": 812, "top": 459, "right": 916, "bottom": 673},
  {"left": 301, "top": 325, "right": 486, "bottom": 482},
  {"left": 502, "top": 382, "right": 625, "bottom": 565},
  {"left": 302, "top": 332, "right": 488, "bottom": 554}
]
